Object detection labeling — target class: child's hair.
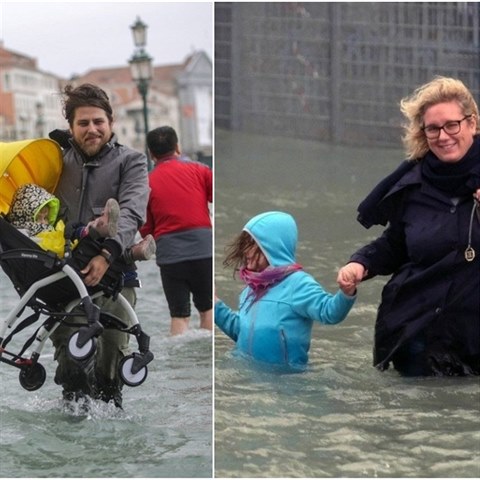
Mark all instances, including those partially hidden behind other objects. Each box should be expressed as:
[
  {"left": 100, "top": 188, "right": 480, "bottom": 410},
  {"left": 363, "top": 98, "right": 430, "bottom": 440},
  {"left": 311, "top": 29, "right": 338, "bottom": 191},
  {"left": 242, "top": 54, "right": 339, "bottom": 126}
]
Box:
[{"left": 224, "top": 230, "right": 261, "bottom": 276}]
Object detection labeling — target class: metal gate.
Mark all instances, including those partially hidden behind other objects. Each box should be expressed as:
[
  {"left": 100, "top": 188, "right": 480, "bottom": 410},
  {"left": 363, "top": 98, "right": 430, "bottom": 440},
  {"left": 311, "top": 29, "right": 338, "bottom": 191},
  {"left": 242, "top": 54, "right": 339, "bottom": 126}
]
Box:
[{"left": 215, "top": 2, "right": 480, "bottom": 148}]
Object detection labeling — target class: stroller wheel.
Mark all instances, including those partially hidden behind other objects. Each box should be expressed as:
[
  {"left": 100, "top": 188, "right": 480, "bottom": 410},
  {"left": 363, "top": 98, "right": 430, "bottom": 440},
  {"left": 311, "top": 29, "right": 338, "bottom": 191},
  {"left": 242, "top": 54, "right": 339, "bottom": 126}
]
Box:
[
  {"left": 119, "top": 355, "right": 148, "bottom": 387},
  {"left": 68, "top": 332, "right": 97, "bottom": 361},
  {"left": 19, "top": 363, "right": 46, "bottom": 391}
]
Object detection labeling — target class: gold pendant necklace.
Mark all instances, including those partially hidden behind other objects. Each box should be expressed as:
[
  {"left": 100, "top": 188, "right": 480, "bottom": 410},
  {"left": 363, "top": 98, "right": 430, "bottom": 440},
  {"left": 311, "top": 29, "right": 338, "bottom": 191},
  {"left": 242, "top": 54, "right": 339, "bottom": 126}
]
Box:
[
  {"left": 465, "top": 199, "right": 478, "bottom": 262},
  {"left": 465, "top": 246, "right": 475, "bottom": 262}
]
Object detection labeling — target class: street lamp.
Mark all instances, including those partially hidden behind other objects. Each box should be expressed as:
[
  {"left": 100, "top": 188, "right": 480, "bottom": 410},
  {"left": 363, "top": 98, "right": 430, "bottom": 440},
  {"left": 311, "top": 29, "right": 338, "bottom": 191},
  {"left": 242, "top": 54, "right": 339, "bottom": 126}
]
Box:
[{"left": 129, "top": 16, "right": 153, "bottom": 170}]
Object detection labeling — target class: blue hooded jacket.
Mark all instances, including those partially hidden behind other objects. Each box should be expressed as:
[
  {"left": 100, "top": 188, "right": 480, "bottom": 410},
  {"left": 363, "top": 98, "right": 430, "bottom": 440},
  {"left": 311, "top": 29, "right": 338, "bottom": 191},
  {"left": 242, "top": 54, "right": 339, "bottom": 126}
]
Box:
[{"left": 215, "top": 211, "right": 356, "bottom": 370}]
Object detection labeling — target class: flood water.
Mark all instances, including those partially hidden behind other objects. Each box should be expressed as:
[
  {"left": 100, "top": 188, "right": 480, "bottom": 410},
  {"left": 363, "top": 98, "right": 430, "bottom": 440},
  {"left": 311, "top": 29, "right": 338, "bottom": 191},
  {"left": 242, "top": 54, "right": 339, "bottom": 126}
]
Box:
[
  {"left": 0, "top": 259, "right": 212, "bottom": 478},
  {"left": 214, "top": 129, "right": 480, "bottom": 478}
]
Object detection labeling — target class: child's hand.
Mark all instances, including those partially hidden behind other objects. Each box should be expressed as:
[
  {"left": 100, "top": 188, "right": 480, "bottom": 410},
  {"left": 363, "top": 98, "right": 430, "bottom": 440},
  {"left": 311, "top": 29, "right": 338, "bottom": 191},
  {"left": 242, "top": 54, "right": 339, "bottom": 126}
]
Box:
[{"left": 340, "top": 281, "right": 357, "bottom": 296}]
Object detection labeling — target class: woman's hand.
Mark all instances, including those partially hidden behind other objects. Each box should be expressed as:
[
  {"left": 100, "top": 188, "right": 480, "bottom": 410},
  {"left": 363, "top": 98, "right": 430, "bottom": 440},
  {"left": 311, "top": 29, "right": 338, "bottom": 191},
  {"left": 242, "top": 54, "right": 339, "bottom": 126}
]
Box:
[{"left": 337, "top": 262, "right": 366, "bottom": 295}]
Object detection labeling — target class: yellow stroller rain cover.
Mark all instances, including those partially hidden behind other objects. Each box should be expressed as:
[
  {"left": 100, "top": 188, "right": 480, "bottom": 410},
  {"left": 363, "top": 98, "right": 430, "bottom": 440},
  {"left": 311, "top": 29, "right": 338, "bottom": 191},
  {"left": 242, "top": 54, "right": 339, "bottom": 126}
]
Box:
[
  {"left": 0, "top": 139, "right": 67, "bottom": 256},
  {"left": 0, "top": 139, "right": 153, "bottom": 393}
]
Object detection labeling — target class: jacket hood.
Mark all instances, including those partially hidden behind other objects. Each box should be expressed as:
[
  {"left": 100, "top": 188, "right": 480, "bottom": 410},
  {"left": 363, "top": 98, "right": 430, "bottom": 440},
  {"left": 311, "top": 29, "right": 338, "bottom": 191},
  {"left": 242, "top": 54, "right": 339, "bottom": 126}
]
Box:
[
  {"left": 243, "top": 211, "right": 298, "bottom": 266},
  {"left": 7, "top": 183, "right": 59, "bottom": 227}
]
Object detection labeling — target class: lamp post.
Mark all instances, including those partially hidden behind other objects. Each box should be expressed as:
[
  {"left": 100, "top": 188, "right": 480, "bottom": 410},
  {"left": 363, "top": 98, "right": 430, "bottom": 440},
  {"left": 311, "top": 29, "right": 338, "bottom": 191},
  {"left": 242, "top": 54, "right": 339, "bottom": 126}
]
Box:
[
  {"left": 129, "top": 16, "right": 153, "bottom": 170},
  {"left": 35, "top": 101, "right": 45, "bottom": 138}
]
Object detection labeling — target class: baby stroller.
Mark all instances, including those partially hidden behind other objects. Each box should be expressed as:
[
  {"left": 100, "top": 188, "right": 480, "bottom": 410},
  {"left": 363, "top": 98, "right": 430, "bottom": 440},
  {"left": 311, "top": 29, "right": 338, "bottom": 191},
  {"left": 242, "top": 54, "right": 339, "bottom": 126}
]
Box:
[{"left": 0, "top": 139, "right": 154, "bottom": 392}]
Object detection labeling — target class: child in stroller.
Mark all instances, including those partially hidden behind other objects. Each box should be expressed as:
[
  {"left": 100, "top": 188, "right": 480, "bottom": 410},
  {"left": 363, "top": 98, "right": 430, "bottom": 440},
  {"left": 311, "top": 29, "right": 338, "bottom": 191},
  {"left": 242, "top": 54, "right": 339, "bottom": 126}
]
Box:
[
  {"left": 0, "top": 139, "right": 154, "bottom": 407},
  {"left": 7, "top": 183, "right": 156, "bottom": 263}
]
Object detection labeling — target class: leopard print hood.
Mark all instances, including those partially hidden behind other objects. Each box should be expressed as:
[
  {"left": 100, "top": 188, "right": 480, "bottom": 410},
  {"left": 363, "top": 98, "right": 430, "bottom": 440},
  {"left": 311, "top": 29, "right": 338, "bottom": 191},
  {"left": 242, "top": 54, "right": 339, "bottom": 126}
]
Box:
[{"left": 7, "top": 183, "right": 60, "bottom": 236}]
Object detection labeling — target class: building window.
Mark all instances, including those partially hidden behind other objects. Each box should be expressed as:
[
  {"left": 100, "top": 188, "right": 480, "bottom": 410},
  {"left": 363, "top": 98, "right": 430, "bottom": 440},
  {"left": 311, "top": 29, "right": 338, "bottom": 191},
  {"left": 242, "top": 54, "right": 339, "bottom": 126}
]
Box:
[{"left": 4, "top": 73, "right": 10, "bottom": 91}]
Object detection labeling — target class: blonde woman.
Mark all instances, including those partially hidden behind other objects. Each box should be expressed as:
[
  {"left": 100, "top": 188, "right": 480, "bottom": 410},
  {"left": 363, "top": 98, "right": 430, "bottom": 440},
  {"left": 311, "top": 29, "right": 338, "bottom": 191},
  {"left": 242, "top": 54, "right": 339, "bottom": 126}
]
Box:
[{"left": 337, "top": 76, "right": 480, "bottom": 377}]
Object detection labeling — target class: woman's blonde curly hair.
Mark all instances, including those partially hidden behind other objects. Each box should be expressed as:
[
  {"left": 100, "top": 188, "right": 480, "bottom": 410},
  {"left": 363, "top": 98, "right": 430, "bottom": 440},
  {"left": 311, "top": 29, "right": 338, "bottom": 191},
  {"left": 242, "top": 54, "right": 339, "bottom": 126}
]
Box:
[{"left": 400, "top": 76, "right": 479, "bottom": 160}]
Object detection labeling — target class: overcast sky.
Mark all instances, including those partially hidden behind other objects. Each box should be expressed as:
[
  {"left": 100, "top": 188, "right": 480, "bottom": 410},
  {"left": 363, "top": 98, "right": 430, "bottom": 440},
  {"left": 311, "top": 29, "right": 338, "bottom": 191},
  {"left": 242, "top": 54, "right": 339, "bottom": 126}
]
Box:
[{"left": 0, "top": 1, "right": 213, "bottom": 78}]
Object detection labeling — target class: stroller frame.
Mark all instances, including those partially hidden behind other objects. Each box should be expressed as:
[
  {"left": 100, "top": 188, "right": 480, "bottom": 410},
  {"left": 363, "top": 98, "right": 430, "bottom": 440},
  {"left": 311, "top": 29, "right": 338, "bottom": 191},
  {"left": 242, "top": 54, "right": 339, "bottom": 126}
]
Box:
[{"left": 0, "top": 215, "right": 154, "bottom": 392}]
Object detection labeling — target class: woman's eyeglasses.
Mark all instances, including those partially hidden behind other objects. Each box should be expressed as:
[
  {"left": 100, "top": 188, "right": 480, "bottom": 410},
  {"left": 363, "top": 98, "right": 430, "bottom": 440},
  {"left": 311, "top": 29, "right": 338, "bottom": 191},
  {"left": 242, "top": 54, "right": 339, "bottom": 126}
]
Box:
[{"left": 422, "top": 115, "right": 472, "bottom": 139}]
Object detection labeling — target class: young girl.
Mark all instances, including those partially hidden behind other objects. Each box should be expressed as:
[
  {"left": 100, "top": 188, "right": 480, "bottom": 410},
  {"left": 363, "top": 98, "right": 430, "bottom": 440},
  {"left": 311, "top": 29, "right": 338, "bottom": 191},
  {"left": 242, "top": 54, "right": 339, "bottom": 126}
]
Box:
[{"left": 215, "top": 211, "right": 357, "bottom": 371}]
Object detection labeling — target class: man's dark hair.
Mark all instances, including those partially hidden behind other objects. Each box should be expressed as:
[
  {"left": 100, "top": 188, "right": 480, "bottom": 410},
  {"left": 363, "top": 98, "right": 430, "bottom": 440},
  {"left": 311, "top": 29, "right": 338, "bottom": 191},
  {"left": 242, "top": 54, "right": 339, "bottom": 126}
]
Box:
[
  {"left": 62, "top": 83, "right": 113, "bottom": 126},
  {"left": 147, "top": 126, "right": 178, "bottom": 157}
]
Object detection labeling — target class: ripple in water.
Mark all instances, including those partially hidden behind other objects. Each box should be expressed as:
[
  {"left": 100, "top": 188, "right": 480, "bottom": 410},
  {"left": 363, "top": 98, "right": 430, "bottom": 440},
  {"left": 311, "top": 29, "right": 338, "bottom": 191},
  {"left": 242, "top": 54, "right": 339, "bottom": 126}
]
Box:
[
  {"left": 0, "top": 260, "right": 212, "bottom": 478},
  {"left": 215, "top": 131, "right": 480, "bottom": 478}
]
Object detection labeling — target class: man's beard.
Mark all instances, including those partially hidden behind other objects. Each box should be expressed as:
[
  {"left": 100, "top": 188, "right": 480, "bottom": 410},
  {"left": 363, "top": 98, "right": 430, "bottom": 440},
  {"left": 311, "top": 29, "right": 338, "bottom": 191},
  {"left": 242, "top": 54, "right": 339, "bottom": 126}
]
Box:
[{"left": 79, "top": 136, "right": 106, "bottom": 157}]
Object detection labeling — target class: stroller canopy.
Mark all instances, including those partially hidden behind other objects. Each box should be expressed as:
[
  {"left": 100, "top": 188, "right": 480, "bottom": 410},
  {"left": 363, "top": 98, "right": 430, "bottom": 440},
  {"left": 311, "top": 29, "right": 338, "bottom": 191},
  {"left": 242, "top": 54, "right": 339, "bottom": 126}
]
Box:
[{"left": 0, "top": 139, "right": 63, "bottom": 215}]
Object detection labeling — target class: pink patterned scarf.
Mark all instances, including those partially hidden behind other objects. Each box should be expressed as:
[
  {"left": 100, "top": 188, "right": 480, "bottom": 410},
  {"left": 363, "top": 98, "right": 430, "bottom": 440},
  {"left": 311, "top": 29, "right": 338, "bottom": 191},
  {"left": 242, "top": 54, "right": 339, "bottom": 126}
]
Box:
[{"left": 239, "top": 263, "right": 303, "bottom": 308}]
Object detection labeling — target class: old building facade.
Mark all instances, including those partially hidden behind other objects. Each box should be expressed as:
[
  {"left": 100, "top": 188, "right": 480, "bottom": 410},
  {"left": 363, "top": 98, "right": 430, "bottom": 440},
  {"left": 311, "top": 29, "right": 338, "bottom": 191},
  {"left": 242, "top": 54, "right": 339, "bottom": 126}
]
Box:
[
  {"left": 0, "top": 43, "right": 212, "bottom": 159},
  {"left": 0, "top": 42, "right": 65, "bottom": 140}
]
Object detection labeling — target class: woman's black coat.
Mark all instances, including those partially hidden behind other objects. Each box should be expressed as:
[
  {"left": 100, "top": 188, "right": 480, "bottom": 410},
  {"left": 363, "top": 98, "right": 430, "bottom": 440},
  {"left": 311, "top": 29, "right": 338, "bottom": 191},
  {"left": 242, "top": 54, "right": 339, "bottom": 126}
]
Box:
[{"left": 352, "top": 161, "right": 480, "bottom": 375}]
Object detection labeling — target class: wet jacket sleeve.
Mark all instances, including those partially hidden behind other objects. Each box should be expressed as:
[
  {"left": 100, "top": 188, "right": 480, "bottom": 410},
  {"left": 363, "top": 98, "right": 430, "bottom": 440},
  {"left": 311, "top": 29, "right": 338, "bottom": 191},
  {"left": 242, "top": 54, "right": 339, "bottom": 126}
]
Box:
[
  {"left": 215, "top": 299, "right": 240, "bottom": 341},
  {"left": 290, "top": 273, "right": 356, "bottom": 325},
  {"left": 350, "top": 221, "right": 408, "bottom": 278},
  {"left": 114, "top": 149, "right": 150, "bottom": 249}
]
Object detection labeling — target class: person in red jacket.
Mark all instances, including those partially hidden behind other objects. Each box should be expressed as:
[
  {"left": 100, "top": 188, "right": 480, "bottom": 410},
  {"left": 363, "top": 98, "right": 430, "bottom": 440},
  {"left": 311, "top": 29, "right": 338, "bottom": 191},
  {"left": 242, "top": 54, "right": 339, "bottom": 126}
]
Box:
[{"left": 140, "top": 126, "right": 212, "bottom": 335}]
